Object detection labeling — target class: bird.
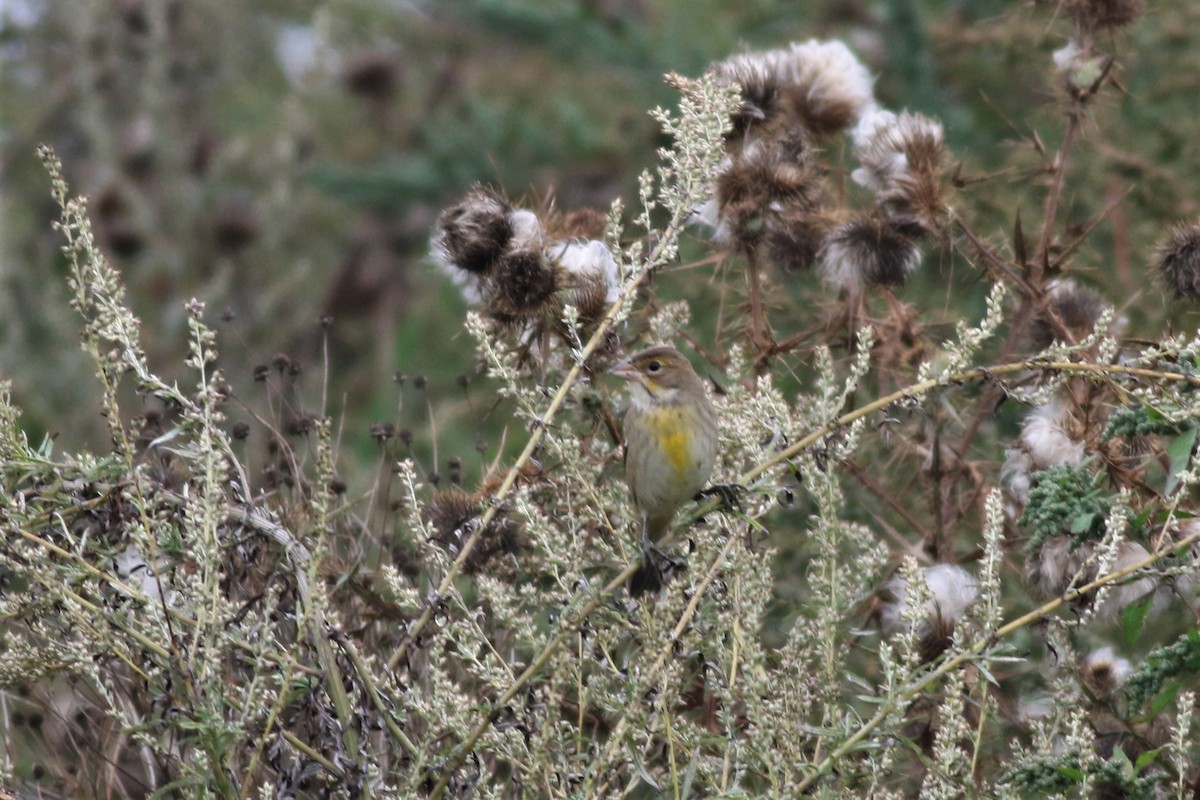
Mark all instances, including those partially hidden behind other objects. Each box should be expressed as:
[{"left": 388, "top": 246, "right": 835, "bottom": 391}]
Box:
[{"left": 611, "top": 345, "right": 718, "bottom": 593}]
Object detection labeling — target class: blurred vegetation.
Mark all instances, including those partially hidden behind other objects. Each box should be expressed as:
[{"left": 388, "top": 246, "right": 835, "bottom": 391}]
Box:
[
  {"left": 5, "top": 0, "right": 1200, "bottom": 795},
  {"left": 6, "top": 0, "right": 1200, "bottom": 475}
]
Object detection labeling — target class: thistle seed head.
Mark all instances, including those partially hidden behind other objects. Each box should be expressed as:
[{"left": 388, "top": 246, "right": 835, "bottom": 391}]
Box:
[
  {"left": 819, "top": 214, "right": 922, "bottom": 292},
  {"left": 1159, "top": 221, "right": 1200, "bottom": 300},
  {"left": 433, "top": 187, "right": 515, "bottom": 277}
]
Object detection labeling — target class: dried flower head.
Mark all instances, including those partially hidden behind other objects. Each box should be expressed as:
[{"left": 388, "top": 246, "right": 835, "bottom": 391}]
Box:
[
  {"left": 1159, "top": 221, "right": 1200, "bottom": 300},
  {"left": 766, "top": 209, "right": 828, "bottom": 274},
  {"left": 544, "top": 207, "right": 609, "bottom": 241},
  {"left": 709, "top": 39, "right": 875, "bottom": 139},
  {"left": 213, "top": 194, "right": 261, "bottom": 253},
  {"left": 1026, "top": 537, "right": 1162, "bottom": 617},
  {"left": 999, "top": 448, "right": 1033, "bottom": 517},
  {"left": 715, "top": 139, "right": 820, "bottom": 245},
  {"left": 1082, "top": 646, "right": 1133, "bottom": 695},
  {"left": 553, "top": 239, "right": 620, "bottom": 326},
  {"left": 486, "top": 247, "right": 560, "bottom": 323},
  {"left": 879, "top": 563, "right": 978, "bottom": 662},
  {"left": 998, "top": 400, "right": 1094, "bottom": 513},
  {"left": 819, "top": 214, "right": 921, "bottom": 292},
  {"left": 425, "top": 489, "right": 521, "bottom": 574},
  {"left": 432, "top": 187, "right": 515, "bottom": 277},
  {"left": 1068, "top": 0, "right": 1144, "bottom": 31},
  {"left": 708, "top": 55, "right": 781, "bottom": 139},
  {"left": 852, "top": 109, "right": 947, "bottom": 229},
  {"left": 1026, "top": 534, "right": 1091, "bottom": 599},
  {"left": 1020, "top": 401, "right": 1086, "bottom": 470},
  {"left": 343, "top": 50, "right": 400, "bottom": 99},
  {"left": 777, "top": 39, "right": 876, "bottom": 137},
  {"left": 1030, "top": 279, "right": 1109, "bottom": 350}
]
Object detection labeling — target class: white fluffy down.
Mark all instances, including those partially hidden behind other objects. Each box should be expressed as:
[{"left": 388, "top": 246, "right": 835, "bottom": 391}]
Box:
[
  {"left": 850, "top": 108, "right": 945, "bottom": 193},
  {"left": 552, "top": 239, "right": 621, "bottom": 304},
  {"left": 880, "top": 563, "right": 979, "bottom": 634},
  {"left": 780, "top": 39, "right": 877, "bottom": 120},
  {"left": 1021, "top": 402, "right": 1085, "bottom": 470},
  {"left": 1027, "top": 536, "right": 1179, "bottom": 619}
]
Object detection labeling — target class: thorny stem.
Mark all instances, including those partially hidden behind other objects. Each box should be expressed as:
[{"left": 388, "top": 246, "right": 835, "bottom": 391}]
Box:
[
  {"left": 1034, "top": 104, "right": 1083, "bottom": 281},
  {"left": 743, "top": 245, "right": 774, "bottom": 369},
  {"left": 795, "top": 523, "right": 1200, "bottom": 793}
]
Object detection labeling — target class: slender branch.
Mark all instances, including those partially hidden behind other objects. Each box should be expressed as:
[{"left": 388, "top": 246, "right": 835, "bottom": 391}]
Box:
[{"left": 741, "top": 359, "right": 1200, "bottom": 489}]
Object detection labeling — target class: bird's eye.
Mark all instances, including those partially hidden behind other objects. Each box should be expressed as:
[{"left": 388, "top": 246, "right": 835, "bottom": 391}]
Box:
[{"left": 647, "top": 360, "right": 662, "bottom": 373}]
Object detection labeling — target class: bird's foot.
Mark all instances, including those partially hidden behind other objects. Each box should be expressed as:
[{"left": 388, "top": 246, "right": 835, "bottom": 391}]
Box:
[
  {"left": 695, "top": 483, "right": 745, "bottom": 513},
  {"left": 629, "top": 541, "right": 688, "bottom": 597}
]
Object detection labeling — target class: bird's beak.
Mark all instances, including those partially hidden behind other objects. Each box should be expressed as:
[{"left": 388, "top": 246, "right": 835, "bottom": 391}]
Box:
[{"left": 609, "top": 358, "right": 641, "bottom": 383}]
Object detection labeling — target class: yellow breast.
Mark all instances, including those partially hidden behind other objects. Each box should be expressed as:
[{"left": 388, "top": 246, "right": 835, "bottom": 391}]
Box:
[{"left": 651, "top": 407, "right": 692, "bottom": 475}]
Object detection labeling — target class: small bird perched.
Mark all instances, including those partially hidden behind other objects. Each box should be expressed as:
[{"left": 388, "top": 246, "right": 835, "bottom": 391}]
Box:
[{"left": 611, "top": 345, "right": 718, "bottom": 593}]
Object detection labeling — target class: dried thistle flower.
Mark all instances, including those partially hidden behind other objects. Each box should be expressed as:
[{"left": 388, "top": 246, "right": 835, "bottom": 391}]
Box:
[
  {"left": 432, "top": 187, "right": 516, "bottom": 278},
  {"left": 425, "top": 488, "right": 521, "bottom": 573},
  {"left": 709, "top": 39, "right": 875, "bottom": 139},
  {"left": 1158, "top": 221, "right": 1200, "bottom": 300},
  {"left": 486, "top": 247, "right": 560, "bottom": 323},
  {"left": 552, "top": 239, "right": 620, "bottom": 326},
  {"left": 852, "top": 109, "right": 947, "bottom": 229},
  {"left": 1030, "top": 279, "right": 1109, "bottom": 350},
  {"left": 766, "top": 209, "right": 828, "bottom": 274},
  {"left": 777, "top": 39, "right": 877, "bottom": 136},
  {"left": 879, "top": 564, "right": 978, "bottom": 662},
  {"left": 1068, "top": 0, "right": 1144, "bottom": 31},
  {"left": 1001, "top": 448, "right": 1036, "bottom": 507},
  {"left": 1026, "top": 537, "right": 1163, "bottom": 618},
  {"left": 553, "top": 240, "right": 619, "bottom": 305},
  {"left": 1021, "top": 401, "right": 1086, "bottom": 470},
  {"left": 819, "top": 214, "right": 921, "bottom": 292},
  {"left": 715, "top": 138, "right": 820, "bottom": 246},
  {"left": 709, "top": 55, "right": 780, "bottom": 139},
  {"left": 1082, "top": 646, "right": 1133, "bottom": 695},
  {"left": 543, "top": 207, "right": 609, "bottom": 241},
  {"left": 212, "top": 193, "right": 261, "bottom": 252},
  {"left": 343, "top": 50, "right": 400, "bottom": 99}
]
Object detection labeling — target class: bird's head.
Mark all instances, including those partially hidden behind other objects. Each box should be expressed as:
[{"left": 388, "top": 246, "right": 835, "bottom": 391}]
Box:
[{"left": 610, "top": 345, "right": 701, "bottom": 404}]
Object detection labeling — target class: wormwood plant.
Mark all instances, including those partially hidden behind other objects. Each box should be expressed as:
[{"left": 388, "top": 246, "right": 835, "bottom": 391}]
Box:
[{"left": 5, "top": 3, "right": 1200, "bottom": 798}]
